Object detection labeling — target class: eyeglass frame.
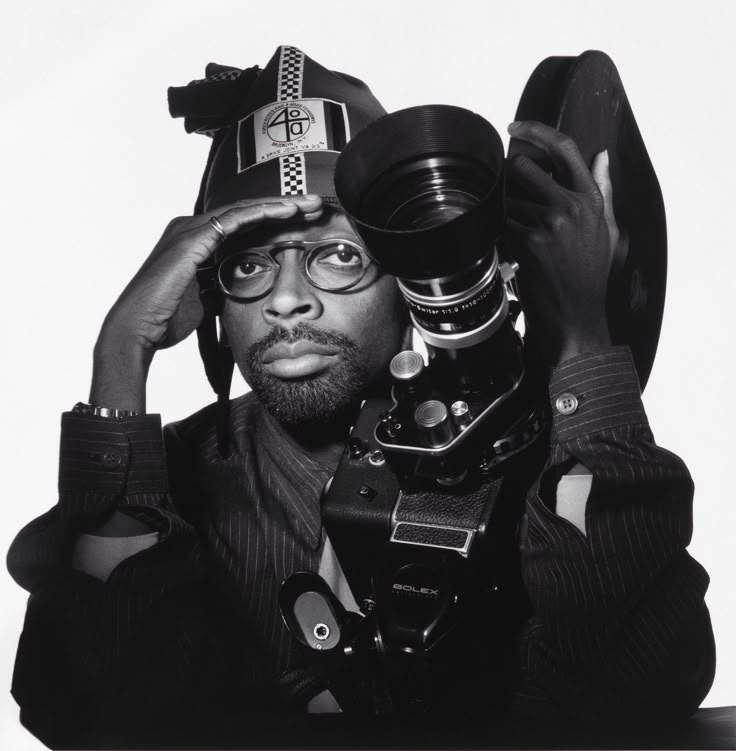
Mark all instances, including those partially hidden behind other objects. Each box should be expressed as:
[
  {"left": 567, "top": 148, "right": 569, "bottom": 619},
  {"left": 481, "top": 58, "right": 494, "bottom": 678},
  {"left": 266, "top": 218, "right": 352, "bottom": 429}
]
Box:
[{"left": 197, "top": 238, "right": 377, "bottom": 302}]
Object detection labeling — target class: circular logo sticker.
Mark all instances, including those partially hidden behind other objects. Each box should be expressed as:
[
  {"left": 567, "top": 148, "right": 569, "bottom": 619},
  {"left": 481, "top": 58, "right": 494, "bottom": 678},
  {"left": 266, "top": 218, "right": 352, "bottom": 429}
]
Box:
[{"left": 265, "top": 103, "right": 314, "bottom": 143}]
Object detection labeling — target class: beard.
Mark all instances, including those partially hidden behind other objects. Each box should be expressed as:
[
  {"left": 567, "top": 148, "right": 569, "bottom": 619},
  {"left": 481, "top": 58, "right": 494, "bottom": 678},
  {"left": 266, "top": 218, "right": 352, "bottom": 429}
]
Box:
[{"left": 245, "top": 322, "right": 371, "bottom": 430}]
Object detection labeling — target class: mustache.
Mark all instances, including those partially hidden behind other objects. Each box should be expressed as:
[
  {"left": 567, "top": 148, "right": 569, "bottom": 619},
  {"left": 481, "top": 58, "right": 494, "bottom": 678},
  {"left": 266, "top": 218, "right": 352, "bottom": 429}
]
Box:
[{"left": 246, "top": 322, "right": 359, "bottom": 363}]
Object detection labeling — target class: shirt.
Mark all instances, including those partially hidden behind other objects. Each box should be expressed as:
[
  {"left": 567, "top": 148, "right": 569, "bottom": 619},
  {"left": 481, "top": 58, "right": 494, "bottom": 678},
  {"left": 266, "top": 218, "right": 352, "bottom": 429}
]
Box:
[{"left": 7, "top": 346, "right": 716, "bottom": 748}]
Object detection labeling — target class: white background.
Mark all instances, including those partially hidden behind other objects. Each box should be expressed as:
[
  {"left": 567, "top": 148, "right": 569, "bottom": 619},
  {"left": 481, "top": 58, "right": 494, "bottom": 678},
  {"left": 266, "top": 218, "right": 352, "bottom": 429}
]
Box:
[{"left": 1, "top": 1, "right": 734, "bottom": 747}]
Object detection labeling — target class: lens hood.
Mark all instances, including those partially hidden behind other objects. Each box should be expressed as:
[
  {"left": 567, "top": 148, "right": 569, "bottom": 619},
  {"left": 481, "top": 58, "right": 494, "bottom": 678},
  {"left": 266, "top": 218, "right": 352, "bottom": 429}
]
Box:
[{"left": 334, "top": 105, "right": 505, "bottom": 280}]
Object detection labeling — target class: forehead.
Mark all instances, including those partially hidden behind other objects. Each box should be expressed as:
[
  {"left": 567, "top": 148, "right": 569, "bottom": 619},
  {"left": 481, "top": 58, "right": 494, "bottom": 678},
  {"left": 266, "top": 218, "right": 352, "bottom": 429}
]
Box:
[{"left": 230, "top": 208, "right": 361, "bottom": 249}]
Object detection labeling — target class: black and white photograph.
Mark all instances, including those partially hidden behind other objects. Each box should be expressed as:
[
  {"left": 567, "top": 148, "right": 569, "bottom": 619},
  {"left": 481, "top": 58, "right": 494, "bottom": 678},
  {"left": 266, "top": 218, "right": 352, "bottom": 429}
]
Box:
[{"left": 2, "top": 2, "right": 734, "bottom": 749}]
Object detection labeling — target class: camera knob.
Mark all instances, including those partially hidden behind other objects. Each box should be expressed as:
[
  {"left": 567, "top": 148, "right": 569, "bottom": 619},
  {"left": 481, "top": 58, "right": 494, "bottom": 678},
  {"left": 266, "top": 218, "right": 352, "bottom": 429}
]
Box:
[
  {"left": 450, "top": 400, "right": 473, "bottom": 430},
  {"left": 414, "top": 400, "right": 454, "bottom": 448},
  {"left": 390, "top": 350, "right": 425, "bottom": 381},
  {"left": 391, "top": 350, "right": 429, "bottom": 408},
  {"left": 349, "top": 438, "right": 367, "bottom": 459}
]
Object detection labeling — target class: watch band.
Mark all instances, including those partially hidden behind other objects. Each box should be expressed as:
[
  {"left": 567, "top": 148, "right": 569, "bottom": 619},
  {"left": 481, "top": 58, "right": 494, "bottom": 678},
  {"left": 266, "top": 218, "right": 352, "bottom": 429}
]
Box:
[{"left": 73, "top": 401, "right": 142, "bottom": 419}]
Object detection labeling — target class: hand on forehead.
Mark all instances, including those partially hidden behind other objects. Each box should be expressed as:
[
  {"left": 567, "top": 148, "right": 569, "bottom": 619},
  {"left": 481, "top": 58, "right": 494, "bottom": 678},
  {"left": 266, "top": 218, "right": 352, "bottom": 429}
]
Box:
[{"left": 212, "top": 199, "right": 360, "bottom": 250}]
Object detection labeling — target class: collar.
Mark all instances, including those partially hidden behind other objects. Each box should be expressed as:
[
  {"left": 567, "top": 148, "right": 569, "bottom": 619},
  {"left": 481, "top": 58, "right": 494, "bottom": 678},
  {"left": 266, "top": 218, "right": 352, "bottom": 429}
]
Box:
[{"left": 251, "top": 403, "right": 334, "bottom": 551}]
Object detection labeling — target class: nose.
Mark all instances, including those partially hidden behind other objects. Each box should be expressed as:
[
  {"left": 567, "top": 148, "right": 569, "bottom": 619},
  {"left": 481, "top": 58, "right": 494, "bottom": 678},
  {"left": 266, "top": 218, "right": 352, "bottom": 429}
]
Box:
[{"left": 261, "top": 248, "right": 323, "bottom": 324}]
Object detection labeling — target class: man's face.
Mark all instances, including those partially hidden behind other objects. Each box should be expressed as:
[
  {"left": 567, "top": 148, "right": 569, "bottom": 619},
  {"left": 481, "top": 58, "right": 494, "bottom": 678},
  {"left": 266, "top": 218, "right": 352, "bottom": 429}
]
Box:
[{"left": 220, "top": 208, "right": 409, "bottom": 429}]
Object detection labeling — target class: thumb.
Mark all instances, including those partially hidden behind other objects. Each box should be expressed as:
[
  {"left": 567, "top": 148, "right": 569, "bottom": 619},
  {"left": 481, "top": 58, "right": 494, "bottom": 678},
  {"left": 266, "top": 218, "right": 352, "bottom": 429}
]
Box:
[
  {"left": 591, "top": 149, "right": 612, "bottom": 208},
  {"left": 591, "top": 149, "right": 620, "bottom": 263}
]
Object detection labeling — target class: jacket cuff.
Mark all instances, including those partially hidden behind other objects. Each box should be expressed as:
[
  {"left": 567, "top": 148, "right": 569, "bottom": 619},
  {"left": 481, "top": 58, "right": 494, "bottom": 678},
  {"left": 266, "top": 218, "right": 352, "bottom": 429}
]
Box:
[
  {"left": 59, "top": 412, "right": 168, "bottom": 495},
  {"left": 549, "top": 346, "right": 648, "bottom": 443}
]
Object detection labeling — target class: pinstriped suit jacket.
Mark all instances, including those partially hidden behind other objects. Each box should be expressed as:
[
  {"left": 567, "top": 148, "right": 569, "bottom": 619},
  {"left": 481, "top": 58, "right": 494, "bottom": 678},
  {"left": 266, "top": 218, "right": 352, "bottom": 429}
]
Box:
[{"left": 7, "top": 346, "right": 715, "bottom": 747}]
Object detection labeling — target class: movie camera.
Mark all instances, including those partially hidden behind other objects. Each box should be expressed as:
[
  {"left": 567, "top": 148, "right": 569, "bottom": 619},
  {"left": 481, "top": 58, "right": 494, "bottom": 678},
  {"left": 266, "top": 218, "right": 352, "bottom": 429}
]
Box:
[{"left": 280, "top": 51, "right": 667, "bottom": 715}]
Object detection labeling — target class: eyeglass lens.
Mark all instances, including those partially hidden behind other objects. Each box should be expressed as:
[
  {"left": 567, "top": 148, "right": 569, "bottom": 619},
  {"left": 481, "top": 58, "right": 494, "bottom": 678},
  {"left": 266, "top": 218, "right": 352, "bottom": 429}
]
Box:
[{"left": 218, "top": 242, "right": 370, "bottom": 299}]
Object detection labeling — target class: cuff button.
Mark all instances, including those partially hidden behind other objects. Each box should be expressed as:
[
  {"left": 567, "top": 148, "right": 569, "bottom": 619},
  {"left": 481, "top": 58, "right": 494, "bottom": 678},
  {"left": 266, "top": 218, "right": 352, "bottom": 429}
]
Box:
[
  {"left": 555, "top": 392, "right": 579, "bottom": 415},
  {"left": 99, "top": 448, "right": 123, "bottom": 470}
]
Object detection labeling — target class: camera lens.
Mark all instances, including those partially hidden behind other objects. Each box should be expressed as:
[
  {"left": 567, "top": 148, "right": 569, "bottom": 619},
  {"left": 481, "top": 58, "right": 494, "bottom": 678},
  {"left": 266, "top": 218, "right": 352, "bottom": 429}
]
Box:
[
  {"left": 335, "top": 105, "right": 504, "bottom": 282},
  {"left": 335, "top": 105, "right": 508, "bottom": 352},
  {"left": 358, "top": 154, "right": 493, "bottom": 233},
  {"left": 390, "top": 186, "right": 477, "bottom": 230}
]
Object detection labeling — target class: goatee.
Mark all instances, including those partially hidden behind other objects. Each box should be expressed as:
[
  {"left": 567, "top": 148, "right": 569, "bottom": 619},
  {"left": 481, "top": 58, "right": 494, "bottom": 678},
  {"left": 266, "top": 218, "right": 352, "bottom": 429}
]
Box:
[{"left": 245, "top": 322, "right": 370, "bottom": 429}]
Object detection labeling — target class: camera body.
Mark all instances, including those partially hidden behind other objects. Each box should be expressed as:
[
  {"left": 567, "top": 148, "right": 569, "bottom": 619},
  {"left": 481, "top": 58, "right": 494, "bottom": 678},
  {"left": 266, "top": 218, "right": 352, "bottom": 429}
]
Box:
[
  {"left": 321, "top": 391, "right": 544, "bottom": 635},
  {"left": 313, "top": 394, "right": 546, "bottom": 713}
]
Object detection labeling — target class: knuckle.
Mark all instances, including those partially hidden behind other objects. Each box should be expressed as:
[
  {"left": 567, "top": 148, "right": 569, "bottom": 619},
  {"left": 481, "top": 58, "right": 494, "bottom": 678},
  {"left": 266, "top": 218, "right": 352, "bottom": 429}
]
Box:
[
  {"left": 166, "top": 216, "right": 189, "bottom": 230},
  {"left": 510, "top": 153, "right": 534, "bottom": 172},
  {"left": 564, "top": 198, "right": 582, "bottom": 221},
  {"left": 527, "top": 230, "right": 546, "bottom": 250},
  {"left": 546, "top": 211, "right": 568, "bottom": 235},
  {"left": 162, "top": 216, "right": 193, "bottom": 239},
  {"left": 553, "top": 213, "right": 569, "bottom": 234},
  {"left": 556, "top": 133, "right": 579, "bottom": 154},
  {"left": 509, "top": 152, "right": 527, "bottom": 166},
  {"left": 589, "top": 187, "right": 605, "bottom": 210},
  {"left": 214, "top": 206, "right": 239, "bottom": 222}
]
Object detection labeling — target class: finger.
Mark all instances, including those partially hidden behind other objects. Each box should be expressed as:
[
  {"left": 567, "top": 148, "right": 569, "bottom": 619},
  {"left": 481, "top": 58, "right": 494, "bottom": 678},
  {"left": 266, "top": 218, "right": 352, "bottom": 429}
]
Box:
[
  {"left": 591, "top": 150, "right": 613, "bottom": 213},
  {"left": 216, "top": 200, "right": 325, "bottom": 236},
  {"left": 506, "top": 196, "right": 547, "bottom": 229},
  {"left": 210, "top": 193, "right": 323, "bottom": 216},
  {"left": 207, "top": 194, "right": 325, "bottom": 240},
  {"left": 507, "top": 153, "right": 569, "bottom": 206},
  {"left": 163, "top": 195, "right": 324, "bottom": 245},
  {"left": 148, "top": 195, "right": 325, "bottom": 275},
  {"left": 502, "top": 217, "right": 536, "bottom": 260},
  {"left": 169, "top": 202, "right": 303, "bottom": 267},
  {"left": 591, "top": 149, "right": 620, "bottom": 264},
  {"left": 508, "top": 120, "right": 597, "bottom": 194}
]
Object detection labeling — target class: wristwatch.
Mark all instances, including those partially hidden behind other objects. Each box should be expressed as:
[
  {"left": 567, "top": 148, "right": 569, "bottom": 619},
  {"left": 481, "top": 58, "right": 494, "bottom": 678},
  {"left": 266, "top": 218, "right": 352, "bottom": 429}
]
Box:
[{"left": 72, "top": 402, "right": 141, "bottom": 419}]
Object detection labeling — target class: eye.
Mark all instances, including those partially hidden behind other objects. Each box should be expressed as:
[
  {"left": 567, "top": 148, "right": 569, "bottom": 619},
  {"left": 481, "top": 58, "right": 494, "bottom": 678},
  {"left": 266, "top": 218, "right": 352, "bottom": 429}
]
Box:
[
  {"left": 231, "top": 257, "right": 271, "bottom": 279},
  {"left": 313, "top": 243, "right": 363, "bottom": 268}
]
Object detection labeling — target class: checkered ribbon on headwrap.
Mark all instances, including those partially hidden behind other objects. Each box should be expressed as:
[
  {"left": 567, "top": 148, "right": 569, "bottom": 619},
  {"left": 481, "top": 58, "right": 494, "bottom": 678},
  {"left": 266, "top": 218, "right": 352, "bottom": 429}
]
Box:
[{"left": 274, "top": 46, "right": 307, "bottom": 195}]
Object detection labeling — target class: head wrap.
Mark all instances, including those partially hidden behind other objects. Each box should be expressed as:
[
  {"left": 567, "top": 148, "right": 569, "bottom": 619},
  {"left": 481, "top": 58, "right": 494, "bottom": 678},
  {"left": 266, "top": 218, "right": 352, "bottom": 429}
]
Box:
[{"left": 169, "top": 45, "right": 386, "bottom": 211}]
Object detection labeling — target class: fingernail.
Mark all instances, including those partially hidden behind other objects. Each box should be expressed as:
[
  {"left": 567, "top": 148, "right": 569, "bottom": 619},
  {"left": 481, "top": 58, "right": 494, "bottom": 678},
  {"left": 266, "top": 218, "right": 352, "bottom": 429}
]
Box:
[
  {"left": 508, "top": 121, "right": 522, "bottom": 132},
  {"left": 303, "top": 194, "right": 321, "bottom": 200}
]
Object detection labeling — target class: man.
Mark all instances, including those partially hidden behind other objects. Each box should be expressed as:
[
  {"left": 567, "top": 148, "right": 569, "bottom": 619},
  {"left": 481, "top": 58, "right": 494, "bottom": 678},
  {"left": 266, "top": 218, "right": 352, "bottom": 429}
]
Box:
[{"left": 7, "top": 46, "right": 714, "bottom": 748}]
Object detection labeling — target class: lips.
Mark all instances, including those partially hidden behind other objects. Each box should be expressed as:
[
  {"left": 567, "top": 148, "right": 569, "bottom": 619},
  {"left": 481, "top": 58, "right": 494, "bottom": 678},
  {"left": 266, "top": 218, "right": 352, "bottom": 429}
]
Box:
[
  {"left": 262, "top": 340, "right": 341, "bottom": 364},
  {"left": 261, "top": 339, "right": 341, "bottom": 379}
]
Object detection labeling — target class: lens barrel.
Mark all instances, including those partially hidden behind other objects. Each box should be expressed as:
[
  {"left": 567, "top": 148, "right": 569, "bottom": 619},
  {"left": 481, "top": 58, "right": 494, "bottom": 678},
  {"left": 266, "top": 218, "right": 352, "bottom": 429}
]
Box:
[{"left": 335, "top": 105, "right": 509, "bottom": 356}]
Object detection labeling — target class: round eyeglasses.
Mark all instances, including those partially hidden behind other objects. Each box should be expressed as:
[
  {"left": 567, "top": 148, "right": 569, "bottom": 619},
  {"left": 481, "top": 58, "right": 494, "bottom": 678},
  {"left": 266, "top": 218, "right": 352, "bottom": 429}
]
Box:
[{"left": 216, "top": 239, "right": 374, "bottom": 301}]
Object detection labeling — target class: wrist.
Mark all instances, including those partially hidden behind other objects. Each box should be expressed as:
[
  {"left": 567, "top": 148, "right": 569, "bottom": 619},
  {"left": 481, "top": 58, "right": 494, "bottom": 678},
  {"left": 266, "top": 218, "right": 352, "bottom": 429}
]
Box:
[
  {"left": 73, "top": 401, "right": 142, "bottom": 419},
  {"left": 555, "top": 332, "right": 612, "bottom": 366},
  {"left": 549, "top": 314, "right": 611, "bottom": 366},
  {"left": 91, "top": 333, "right": 152, "bottom": 413}
]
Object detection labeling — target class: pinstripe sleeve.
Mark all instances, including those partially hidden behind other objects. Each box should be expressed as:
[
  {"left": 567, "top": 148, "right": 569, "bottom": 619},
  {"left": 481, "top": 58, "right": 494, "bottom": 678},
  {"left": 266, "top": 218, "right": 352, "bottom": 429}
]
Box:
[
  {"left": 9, "top": 412, "right": 187, "bottom": 593},
  {"left": 6, "top": 412, "right": 208, "bottom": 747},
  {"left": 514, "top": 346, "right": 715, "bottom": 725}
]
